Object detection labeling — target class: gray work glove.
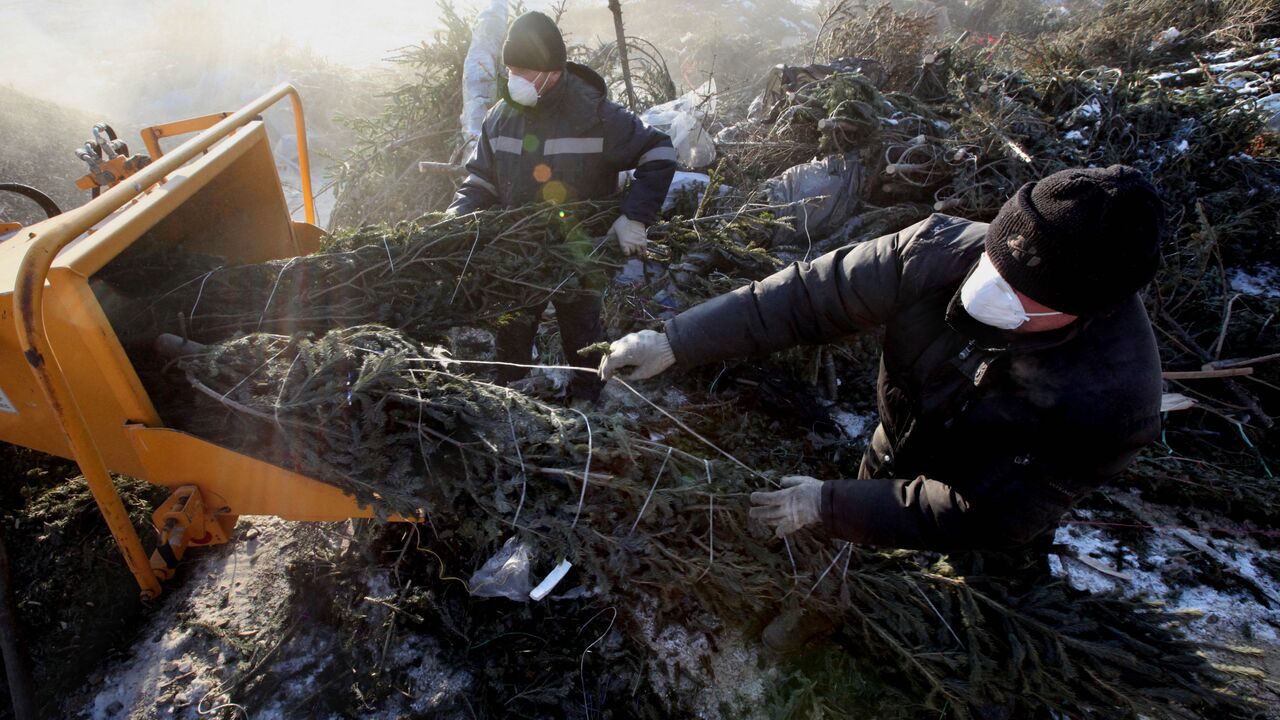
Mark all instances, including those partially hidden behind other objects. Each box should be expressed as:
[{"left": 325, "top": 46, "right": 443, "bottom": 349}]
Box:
[
  {"left": 749, "top": 476, "right": 823, "bottom": 538},
  {"left": 597, "top": 329, "right": 675, "bottom": 381},
  {"left": 608, "top": 215, "right": 648, "bottom": 256}
]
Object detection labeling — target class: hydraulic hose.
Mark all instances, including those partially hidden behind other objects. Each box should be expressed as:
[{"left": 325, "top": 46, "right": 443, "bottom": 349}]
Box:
[{"left": 0, "top": 183, "right": 63, "bottom": 220}]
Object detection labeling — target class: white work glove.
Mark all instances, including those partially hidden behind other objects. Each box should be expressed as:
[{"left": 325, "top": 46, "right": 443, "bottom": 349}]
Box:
[
  {"left": 597, "top": 329, "right": 675, "bottom": 381},
  {"left": 749, "top": 476, "right": 823, "bottom": 538},
  {"left": 608, "top": 215, "right": 648, "bottom": 256}
]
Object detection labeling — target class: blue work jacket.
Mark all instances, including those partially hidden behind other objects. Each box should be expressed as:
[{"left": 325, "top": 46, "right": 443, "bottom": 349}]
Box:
[{"left": 447, "top": 63, "right": 676, "bottom": 224}]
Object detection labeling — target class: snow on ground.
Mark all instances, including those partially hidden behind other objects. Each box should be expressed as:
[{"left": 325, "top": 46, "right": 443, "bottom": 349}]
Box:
[
  {"left": 1074, "top": 98, "right": 1102, "bottom": 120},
  {"left": 1052, "top": 507, "right": 1278, "bottom": 643},
  {"left": 830, "top": 409, "right": 874, "bottom": 440},
  {"left": 1229, "top": 264, "right": 1280, "bottom": 299},
  {"left": 71, "top": 517, "right": 469, "bottom": 719},
  {"left": 70, "top": 492, "right": 1279, "bottom": 716},
  {"left": 631, "top": 597, "right": 778, "bottom": 720},
  {"left": 1051, "top": 490, "right": 1280, "bottom": 707},
  {"left": 1064, "top": 129, "right": 1088, "bottom": 144},
  {"left": 79, "top": 517, "right": 300, "bottom": 719}
]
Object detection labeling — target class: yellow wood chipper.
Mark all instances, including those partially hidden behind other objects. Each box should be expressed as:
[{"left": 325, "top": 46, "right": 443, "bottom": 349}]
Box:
[{"left": 0, "top": 84, "right": 409, "bottom": 600}]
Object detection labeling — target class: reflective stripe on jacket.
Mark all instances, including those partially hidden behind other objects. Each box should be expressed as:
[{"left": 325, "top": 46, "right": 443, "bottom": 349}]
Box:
[
  {"left": 447, "top": 63, "right": 676, "bottom": 224},
  {"left": 664, "top": 214, "right": 1163, "bottom": 550}
]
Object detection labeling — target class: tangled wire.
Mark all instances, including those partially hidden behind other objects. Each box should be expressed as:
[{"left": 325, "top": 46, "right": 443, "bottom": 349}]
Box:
[{"left": 166, "top": 324, "right": 1256, "bottom": 719}]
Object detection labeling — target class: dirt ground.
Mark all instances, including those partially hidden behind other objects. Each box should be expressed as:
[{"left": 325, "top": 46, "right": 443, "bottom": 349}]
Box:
[{"left": 40, "top": 487, "right": 1277, "bottom": 719}]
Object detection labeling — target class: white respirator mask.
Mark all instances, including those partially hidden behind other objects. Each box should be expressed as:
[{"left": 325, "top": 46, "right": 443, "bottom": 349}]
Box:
[
  {"left": 960, "top": 253, "right": 1063, "bottom": 330},
  {"left": 507, "top": 70, "right": 549, "bottom": 107}
]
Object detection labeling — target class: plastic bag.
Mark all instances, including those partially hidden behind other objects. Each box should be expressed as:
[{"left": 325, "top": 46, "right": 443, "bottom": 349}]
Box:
[
  {"left": 639, "top": 79, "right": 717, "bottom": 168},
  {"left": 468, "top": 535, "right": 532, "bottom": 601},
  {"left": 765, "top": 153, "right": 864, "bottom": 247}
]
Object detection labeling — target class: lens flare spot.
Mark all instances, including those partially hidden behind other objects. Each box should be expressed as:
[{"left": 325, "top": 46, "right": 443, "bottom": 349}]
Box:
[
  {"left": 522, "top": 134, "right": 541, "bottom": 152},
  {"left": 542, "top": 181, "right": 568, "bottom": 203},
  {"left": 532, "top": 163, "right": 553, "bottom": 183}
]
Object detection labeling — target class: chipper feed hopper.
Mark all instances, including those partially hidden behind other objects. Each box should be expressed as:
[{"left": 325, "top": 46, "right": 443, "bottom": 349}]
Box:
[{"left": 0, "top": 84, "right": 408, "bottom": 600}]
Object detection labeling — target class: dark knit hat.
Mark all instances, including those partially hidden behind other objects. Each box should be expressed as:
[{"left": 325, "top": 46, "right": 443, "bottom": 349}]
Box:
[
  {"left": 502, "top": 11, "right": 566, "bottom": 72},
  {"left": 985, "top": 164, "right": 1164, "bottom": 316}
]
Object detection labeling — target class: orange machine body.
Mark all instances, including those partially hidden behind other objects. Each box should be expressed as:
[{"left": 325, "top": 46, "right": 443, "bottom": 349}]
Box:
[{"left": 0, "top": 85, "right": 397, "bottom": 597}]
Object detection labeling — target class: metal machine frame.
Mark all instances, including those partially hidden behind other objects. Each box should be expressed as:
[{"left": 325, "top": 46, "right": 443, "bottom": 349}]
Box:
[{"left": 5, "top": 84, "right": 401, "bottom": 599}]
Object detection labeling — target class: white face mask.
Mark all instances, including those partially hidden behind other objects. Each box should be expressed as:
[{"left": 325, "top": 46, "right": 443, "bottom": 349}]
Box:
[
  {"left": 508, "top": 71, "right": 548, "bottom": 107},
  {"left": 961, "top": 253, "right": 1063, "bottom": 330}
]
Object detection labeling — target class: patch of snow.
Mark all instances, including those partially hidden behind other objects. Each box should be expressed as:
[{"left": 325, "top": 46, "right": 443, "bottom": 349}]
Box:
[
  {"left": 448, "top": 326, "right": 495, "bottom": 361},
  {"left": 631, "top": 599, "right": 776, "bottom": 720},
  {"left": 1209, "top": 49, "right": 1280, "bottom": 75},
  {"left": 76, "top": 517, "right": 475, "bottom": 720},
  {"left": 79, "top": 517, "right": 301, "bottom": 719},
  {"left": 660, "top": 386, "right": 690, "bottom": 408},
  {"left": 1179, "top": 586, "right": 1278, "bottom": 643},
  {"left": 830, "top": 410, "right": 874, "bottom": 440},
  {"left": 1075, "top": 98, "right": 1101, "bottom": 119},
  {"left": 1229, "top": 264, "right": 1280, "bottom": 298},
  {"left": 399, "top": 638, "right": 473, "bottom": 714},
  {"left": 1052, "top": 493, "right": 1280, "bottom": 652},
  {"left": 532, "top": 366, "right": 571, "bottom": 390}
]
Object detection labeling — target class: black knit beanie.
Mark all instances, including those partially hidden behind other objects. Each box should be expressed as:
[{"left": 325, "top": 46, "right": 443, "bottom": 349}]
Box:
[
  {"left": 985, "top": 165, "right": 1164, "bottom": 316},
  {"left": 502, "top": 11, "right": 566, "bottom": 72}
]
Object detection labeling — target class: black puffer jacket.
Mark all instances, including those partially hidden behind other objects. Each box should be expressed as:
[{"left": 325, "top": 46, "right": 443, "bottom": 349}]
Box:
[
  {"left": 447, "top": 63, "right": 677, "bottom": 224},
  {"left": 665, "top": 214, "right": 1163, "bottom": 550}
]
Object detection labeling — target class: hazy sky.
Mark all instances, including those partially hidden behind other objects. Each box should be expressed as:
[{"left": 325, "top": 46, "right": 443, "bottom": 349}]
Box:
[{"left": 0, "top": 0, "right": 559, "bottom": 117}]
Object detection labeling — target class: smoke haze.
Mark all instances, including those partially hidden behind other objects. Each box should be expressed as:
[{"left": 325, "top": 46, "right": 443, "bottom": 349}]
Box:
[
  {"left": 0, "top": 0, "right": 805, "bottom": 224},
  {"left": 1, "top": 0, "right": 500, "bottom": 120}
]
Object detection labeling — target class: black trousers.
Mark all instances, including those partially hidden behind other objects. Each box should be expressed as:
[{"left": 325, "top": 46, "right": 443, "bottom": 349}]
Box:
[{"left": 494, "top": 293, "right": 606, "bottom": 401}]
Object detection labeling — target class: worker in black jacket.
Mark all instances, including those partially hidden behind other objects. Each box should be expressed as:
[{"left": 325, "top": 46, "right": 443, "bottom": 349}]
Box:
[
  {"left": 600, "top": 165, "right": 1165, "bottom": 551},
  {"left": 448, "top": 11, "right": 677, "bottom": 402}
]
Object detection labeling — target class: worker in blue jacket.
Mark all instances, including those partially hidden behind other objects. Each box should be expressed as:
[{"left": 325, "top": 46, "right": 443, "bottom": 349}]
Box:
[{"left": 448, "top": 11, "right": 677, "bottom": 402}]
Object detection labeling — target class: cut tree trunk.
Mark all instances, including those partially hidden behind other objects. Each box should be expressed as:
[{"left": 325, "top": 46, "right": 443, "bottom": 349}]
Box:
[{"left": 608, "top": 0, "right": 638, "bottom": 110}]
